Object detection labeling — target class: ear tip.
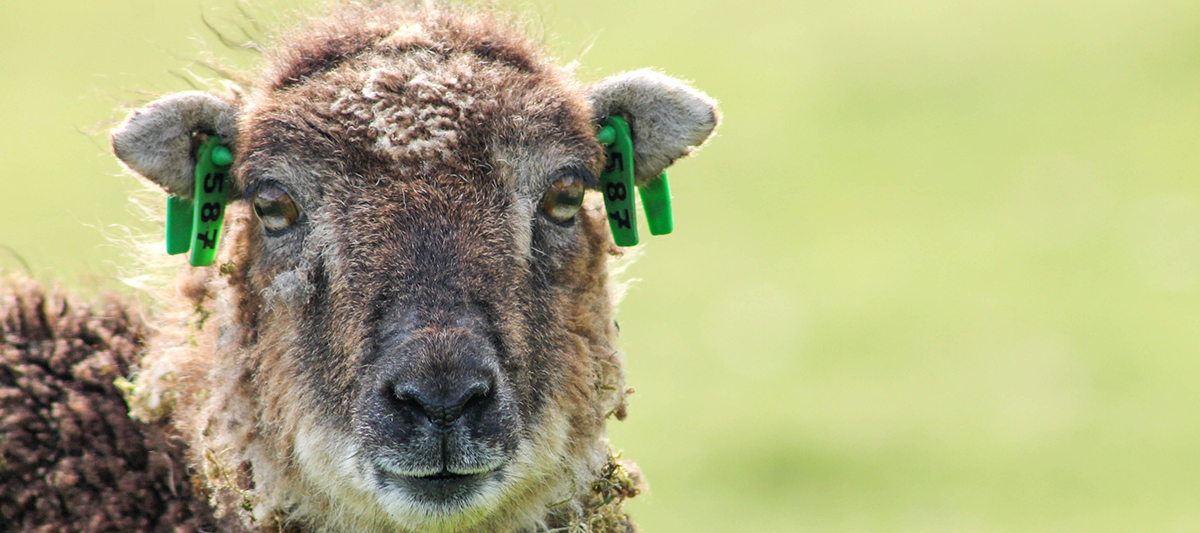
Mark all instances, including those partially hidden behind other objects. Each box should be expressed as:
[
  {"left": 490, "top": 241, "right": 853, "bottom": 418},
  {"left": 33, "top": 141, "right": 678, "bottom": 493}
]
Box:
[
  {"left": 680, "top": 88, "right": 720, "bottom": 149},
  {"left": 696, "top": 96, "right": 721, "bottom": 141}
]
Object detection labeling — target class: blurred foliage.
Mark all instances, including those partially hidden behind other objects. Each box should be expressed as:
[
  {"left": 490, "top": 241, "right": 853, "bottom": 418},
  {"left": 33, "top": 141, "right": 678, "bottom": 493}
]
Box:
[{"left": 4, "top": 0, "right": 1200, "bottom": 530}]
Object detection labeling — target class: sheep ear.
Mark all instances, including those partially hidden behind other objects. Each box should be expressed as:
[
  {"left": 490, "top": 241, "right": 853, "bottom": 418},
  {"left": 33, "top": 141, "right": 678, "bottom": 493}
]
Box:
[
  {"left": 588, "top": 69, "right": 720, "bottom": 185},
  {"left": 111, "top": 91, "right": 239, "bottom": 197}
]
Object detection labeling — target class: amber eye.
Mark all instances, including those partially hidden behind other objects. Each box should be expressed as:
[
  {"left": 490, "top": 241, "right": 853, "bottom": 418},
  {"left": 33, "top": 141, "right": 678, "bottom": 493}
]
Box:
[
  {"left": 252, "top": 186, "right": 302, "bottom": 232},
  {"left": 540, "top": 174, "right": 585, "bottom": 223}
]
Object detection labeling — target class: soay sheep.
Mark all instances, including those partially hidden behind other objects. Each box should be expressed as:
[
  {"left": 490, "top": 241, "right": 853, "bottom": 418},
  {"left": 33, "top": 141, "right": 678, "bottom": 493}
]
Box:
[{"left": 2, "top": 2, "right": 719, "bottom": 532}]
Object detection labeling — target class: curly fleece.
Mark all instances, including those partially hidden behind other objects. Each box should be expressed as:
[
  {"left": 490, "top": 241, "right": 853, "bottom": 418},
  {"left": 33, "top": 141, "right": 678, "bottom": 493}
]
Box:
[{"left": 0, "top": 277, "right": 217, "bottom": 533}]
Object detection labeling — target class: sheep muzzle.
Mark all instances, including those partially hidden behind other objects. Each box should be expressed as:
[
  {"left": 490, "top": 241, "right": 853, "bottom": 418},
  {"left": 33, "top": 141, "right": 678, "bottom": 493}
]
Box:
[{"left": 354, "top": 300, "right": 521, "bottom": 509}]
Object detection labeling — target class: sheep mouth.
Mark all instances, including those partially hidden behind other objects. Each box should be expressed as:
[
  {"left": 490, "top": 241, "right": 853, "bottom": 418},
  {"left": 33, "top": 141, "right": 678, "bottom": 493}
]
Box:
[
  {"left": 417, "top": 470, "right": 473, "bottom": 482},
  {"left": 407, "top": 470, "right": 481, "bottom": 490},
  {"left": 376, "top": 467, "right": 497, "bottom": 504}
]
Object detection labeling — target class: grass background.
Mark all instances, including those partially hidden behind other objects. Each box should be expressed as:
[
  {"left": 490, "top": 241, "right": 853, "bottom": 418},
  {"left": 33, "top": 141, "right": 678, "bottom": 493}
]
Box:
[{"left": 4, "top": 0, "right": 1200, "bottom": 530}]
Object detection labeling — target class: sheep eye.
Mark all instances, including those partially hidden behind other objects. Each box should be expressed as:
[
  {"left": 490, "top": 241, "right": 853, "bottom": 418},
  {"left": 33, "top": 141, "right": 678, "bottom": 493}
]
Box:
[
  {"left": 540, "top": 174, "right": 585, "bottom": 223},
  {"left": 253, "top": 186, "right": 301, "bottom": 232}
]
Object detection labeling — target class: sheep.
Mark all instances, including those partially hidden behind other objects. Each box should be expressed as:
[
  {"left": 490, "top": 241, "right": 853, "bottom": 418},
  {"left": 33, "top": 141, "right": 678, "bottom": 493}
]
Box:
[
  {"left": 0, "top": 277, "right": 219, "bottom": 532},
  {"left": 3, "top": 2, "right": 718, "bottom": 532}
]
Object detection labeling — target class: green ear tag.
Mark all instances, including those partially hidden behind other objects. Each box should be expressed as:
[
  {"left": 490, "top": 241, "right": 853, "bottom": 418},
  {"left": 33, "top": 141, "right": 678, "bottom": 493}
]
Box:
[
  {"left": 188, "top": 137, "right": 232, "bottom": 267},
  {"left": 597, "top": 116, "right": 639, "bottom": 247},
  {"left": 639, "top": 171, "right": 673, "bottom": 236},
  {"left": 165, "top": 195, "right": 194, "bottom": 255}
]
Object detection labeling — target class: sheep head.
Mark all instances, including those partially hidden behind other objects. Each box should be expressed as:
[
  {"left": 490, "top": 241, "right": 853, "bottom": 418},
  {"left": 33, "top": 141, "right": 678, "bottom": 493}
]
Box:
[{"left": 111, "top": 5, "right": 718, "bottom": 533}]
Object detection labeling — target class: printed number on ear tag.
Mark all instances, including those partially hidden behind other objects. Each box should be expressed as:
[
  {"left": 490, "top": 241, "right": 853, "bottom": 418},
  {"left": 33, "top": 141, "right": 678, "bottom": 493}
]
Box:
[
  {"left": 164, "top": 136, "right": 232, "bottom": 267},
  {"left": 597, "top": 116, "right": 639, "bottom": 247}
]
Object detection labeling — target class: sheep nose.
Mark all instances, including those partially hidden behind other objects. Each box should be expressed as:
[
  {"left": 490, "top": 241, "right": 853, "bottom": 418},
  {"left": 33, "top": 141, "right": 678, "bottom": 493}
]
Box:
[{"left": 391, "top": 378, "right": 492, "bottom": 428}]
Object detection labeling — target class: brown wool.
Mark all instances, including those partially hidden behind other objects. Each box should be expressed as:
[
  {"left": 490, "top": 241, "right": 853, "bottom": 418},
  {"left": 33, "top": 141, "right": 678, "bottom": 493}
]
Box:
[{"left": 0, "top": 277, "right": 221, "bottom": 533}]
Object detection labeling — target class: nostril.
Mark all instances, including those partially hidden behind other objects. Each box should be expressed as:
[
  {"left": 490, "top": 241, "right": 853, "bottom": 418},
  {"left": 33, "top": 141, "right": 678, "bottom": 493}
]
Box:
[
  {"left": 388, "top": 380, "right": 492, "bottom": 428},
  {"left": 390, "top": 386, "right": 425, "bottom": 414},
  {"left": 457, "top": 381, "right": 490, "bottom": 415}
]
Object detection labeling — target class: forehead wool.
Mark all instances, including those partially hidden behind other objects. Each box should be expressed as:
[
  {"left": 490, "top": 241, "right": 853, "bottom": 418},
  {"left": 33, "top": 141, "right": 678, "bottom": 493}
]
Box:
[{"left": 331, "top": 56, "right": 493, "bottom": 160}]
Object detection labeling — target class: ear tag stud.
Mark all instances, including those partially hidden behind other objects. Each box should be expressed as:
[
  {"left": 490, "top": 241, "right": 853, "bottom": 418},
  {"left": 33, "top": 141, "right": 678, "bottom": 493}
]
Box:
[
  {"left": 164, "top": 136, "right": 232, "bottom": 267},
  {"left": 597, "top": 116, "right": 639, "bottom": 247},
  {"left": 597, "top": 116, "right": 676, "bottom": 245}
]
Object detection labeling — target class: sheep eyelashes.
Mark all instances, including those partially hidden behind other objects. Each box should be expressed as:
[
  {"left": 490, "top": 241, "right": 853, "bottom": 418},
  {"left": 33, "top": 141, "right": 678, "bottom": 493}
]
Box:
[{"left": 164, "top": 136, "right": 232, "bottom": 266}]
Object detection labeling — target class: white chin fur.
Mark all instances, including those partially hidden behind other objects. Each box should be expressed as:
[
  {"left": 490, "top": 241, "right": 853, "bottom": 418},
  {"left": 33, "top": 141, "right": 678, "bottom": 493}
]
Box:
[
  {"left": 289, "top": 423, "right": 527, "bottom": 533},
  {"left": 278, "top": 410, "right": 582, "bottom": 533}
]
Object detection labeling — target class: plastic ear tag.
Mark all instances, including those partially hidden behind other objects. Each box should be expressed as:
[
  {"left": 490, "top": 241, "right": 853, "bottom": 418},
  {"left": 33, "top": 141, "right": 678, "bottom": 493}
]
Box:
[
  {"left": 165, "top": 196, "right": 193, "bottom": 255},
  {"left": 597, "top": 116, "right": 677, "bottom": 244},
  {"left": 597, "top": 116, "right": 639, "bottom": 247},
  {"left": 639, "top": 171, "right": 673, "bottom": 236},
  {"left": 164, "top": 136, "right": 233, "bottom": 266}
]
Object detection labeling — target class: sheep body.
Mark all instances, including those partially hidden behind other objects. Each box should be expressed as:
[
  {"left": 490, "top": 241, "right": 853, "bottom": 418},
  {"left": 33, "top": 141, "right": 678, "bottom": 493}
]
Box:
[{"left": 0, "top": 277, "right": 219, "bottom": 532}]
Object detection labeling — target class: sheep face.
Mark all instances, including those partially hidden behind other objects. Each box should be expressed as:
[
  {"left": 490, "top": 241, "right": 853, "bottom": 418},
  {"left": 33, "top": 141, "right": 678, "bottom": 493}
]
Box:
[
  {"left": 225, "top": 36, "right": 616, "bottom": 531},
  {"left": 111, "top": 6, "right": 717, "bottom": 532}
]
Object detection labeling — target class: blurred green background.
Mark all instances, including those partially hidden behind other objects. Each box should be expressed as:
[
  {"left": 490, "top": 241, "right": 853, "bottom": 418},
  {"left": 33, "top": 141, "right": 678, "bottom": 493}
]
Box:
[{"left": 4, "top": 0, "right": 1200, "bottom": 530}]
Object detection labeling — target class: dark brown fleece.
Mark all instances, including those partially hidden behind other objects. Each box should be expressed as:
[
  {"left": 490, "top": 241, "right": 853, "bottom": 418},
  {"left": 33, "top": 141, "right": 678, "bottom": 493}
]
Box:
[{"left": 0, "top": 277, "right": 217, "bottom": 533}]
